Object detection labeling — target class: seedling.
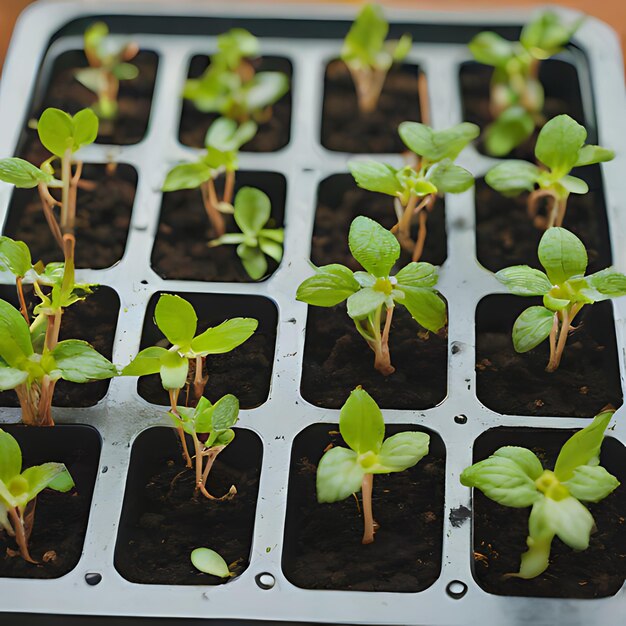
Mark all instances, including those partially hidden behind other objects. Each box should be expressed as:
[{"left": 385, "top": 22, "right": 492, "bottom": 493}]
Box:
[
  {"left": 317, "top": 387, "right": 429, "bottom": 544},
  {"left": 469, "top": 11, "right": 582, "bottom": 156},
  {"left": 296, "top": 216, "right": 446, "bottom": 375},
  {"left": 208, "top": 186, "right": 283, "bottom": 280},
  {"left": 75, "top": 22, "right": 139, "bottom": 122},
  {"left": 485, "top": 114, "right": 614, "bottom": 229},
  {"left": 495, "top": 227, "right": 626, "bottom": 372},
  {"left": 191, "top": 547, "right": 233, "bottom": 578},
  {"left": 340, "top": 3, "right": 412, "bottom": 113},
  {"left": 163, "top": 117, "right": 257, "bottom": 237},
  {"left": 122, "top": 294, "right": 257, "bottom": 466},
  {"left": 349, "top": 122, "right": 477, "bottom": 261},
  {"left": 0, "top": 429, "right": 75, "bottom": 562},
  {"left": 169, "top": 395, "right": 239, "bottom": 500},
  {"left": 461, "top": 408, "right": 619, "bottom": 578},
  {"left": 183, "top": 28, "right": 289, "bottom": 124}
]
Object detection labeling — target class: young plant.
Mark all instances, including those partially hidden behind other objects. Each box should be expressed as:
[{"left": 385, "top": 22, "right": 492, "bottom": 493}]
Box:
[
  {"left": 461, "top": 408, "right": 620, "bottom": 579},
  {"left": 349, "top": 122, "right": 477, "bottom": 261},
  {"left": 0, "top": 429, "right": 75, "bottom": 562},
  {"left": 208, "top": 186, "right": 283, "bottom": 280},
  {"left": 296, "top": 216, "right": 446, "bottom": 376},
  {"left": 340, "top": 3, "right": 412, "bottom": 113},
  {"left": 191, "top": 547, "right": 232, "bottom": 578},
  {"left": 163, "top": 117, "right": 257, "bottom": 237},
  {"left": 485, "top": 114, "right": 614, "bottom": 229},
  {"left": 75, "top": 22, "right": 140, "bottom": 122},
  {"left": 495, "top": 227, "right": 626, "bottom": 372},
  {"left": 122, "top": 294, "right": 257, "bottom": 466},
  {"left": 469, "top": 11, "right": 582, "bottom": 156},
  {"left": 317, "top": 387, "right": 429, "bottom": 544}
]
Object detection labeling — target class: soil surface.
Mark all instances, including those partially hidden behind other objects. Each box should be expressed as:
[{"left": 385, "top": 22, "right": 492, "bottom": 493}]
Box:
[
  {"left": 0, "top": 425, "right": 101, "bottom": 579},
  {"left": 178, "top": 56, "right": 292, "bottom": 151},
  {"left": 313, "top": 174, "right": 446, "bottom": 268},
  {"left": 115, "top": 427, "right": 262, "bottom": 585},
  {"left": 321, "top": 61, "right": 422, "bottom": 153},
  {"left": 151, "top": 171, "right": 285, "bottom": 282},
  {"left": 3, "top": 164, "right": 136, "bottom": 270},
  {"left": 475, "top": 296, "right": 622, "bottom": 417},
  {"left": 472, "top": 428, "right": 626, "bottom": 598},
  {"left": 282, "top": 424, "right": 445, "bottom": 591},
  {"left": 0, "top": 286, "right": 119, "bottom": 408}
]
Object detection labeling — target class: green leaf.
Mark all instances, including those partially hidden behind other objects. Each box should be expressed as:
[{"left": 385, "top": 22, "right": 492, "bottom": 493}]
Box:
[
  {"left": 341, "top": 3, "right": 389, "bottom": 68},
  {"left": 537, "top": 227, "right": 587, "bottom": 285},
  {"left": 375, "top": 431, "right": 429, "bottom": 473},
  {"left": 485, "top": 160, "right": 541, "bottom": 196},
  {"left": 113, "top": 63, "right": 139, "bottom": 80},
  {"left": 582, "top": 268, "right": 626, "bottom": 301},
  {"left": 159, "top": 350, "right": 189, "bottom": 391},
  {"left": 234, "top": 187, "right": 270, "bottom": 236},
  {"left": 237, "top": 244, "right": 267, "bottom": 280},
  {"left": 296, "top": 264, "right": 360, "bottom": 307},
  {"left": 495, "top": 265, "right": 552, "bottom": 296},
  {"left": 575, "top": 145, "right": 615, "bottom": 167},
  {"left": 559, "top": 175, "right": 588, "bottom": 195},
  {"left": 191, "top": 318, "right": 257, "bottom": 356},
  {"left": 428, "top": 160, "right": 474, "bottom": 193},
  {"left": 390, "top": 34, "right": 412, "bottom": 62},
  {"left": 71, "top": 109, "right": 100, "bottom": 147},
  {"left": 533, "top": 495, "right": 594, "bottom": 551},
  {"left": 346, "top": 287, "right": 386, "bottom": 320},
  {"left": 468, "top": 31, "right": 516, "bottom": 66},
  {"left": 51, "top": 340, "right": 116, "bottom": 383},
  {"left": 398, "top": 122, "right": 479, "bottom": 163},
  {"left": 0, "top": 430, "right": 21, "bottom": 482},
  {"left": 74, "top": 67, "right": 106, "bottom": 94},
  {"left": 348, "top": 216, "right": 400, "bottom": 277},
  {"left": 0, "top": 236, "right": 32, "bottom": 277},
  {"left": 244, "top": 72, "right": 289, "bottom": 110},
  {"left": 121, "top": 346, "right": 170, "bottom": 377},
  {"left": 155, "top": 294, "right": 197, "bottom": 349},
  {"left": 535, "top": 115, "right": 586, "bottom": 177},
  {"left": 339, "top": 387, "right": 384, "bottom": 455},
  {"left": 485, "top": 106, "right": 535, "bottom": 157},
  {"left": 0, "top": 299, "right": 33, "bottom": 365},
  {"left": 563, "top": 465, "right": 620, "bottom": 503},
  {"left": 21, "top": 463, "right": 74, "bottom": 502},
  {"left": 0, "top": 366, "right": 28, "bottom": 391},
  {"left": 512, "top": 306, "right": 554, "bottom": 353},
  {"left": 398, "top": 287, "right": 446, "bottom": 333},
  {"left": 317, "top": 446, "right": 364, "bottom": 503},
  {"left": 163, "top": 162, "right": 213, "bottom": 191},
  {"left": 0, "top": 158, "right": 53, "bottom": 188},
  {"left": 521, "top": 11, "right": 582, "bottom": 59},
  {"left": 47, "top": 468, "right": 76, "bottom": 492},
  {"left": 38, "top": 108, "right": 98, "bottom": 157},
  {"left": 517, "top": 496, "right": 554, "bottom": 579},
  {"left": 205, "top": 117, "right": 257, "bottom": 152},
  {"left": 216, "top": 28, "right": 259, "bottom": 69},
  {"left": 190, "top": 547, "right": 231, "bottom": 578},
  {"left": 492, "top": 447, "right": 543, "bottom": 481},
  {"left": 259, "top": 237, "right": 283, "bottom": 264},
  {"left": 395, "top": 262, "right": 438, "bottom": 288},
  {"left": 210, "top": 394, "right": 239, "bottom": 432},
  {"left": 348, "top": 160, "right": 402, "bottom": 197}
]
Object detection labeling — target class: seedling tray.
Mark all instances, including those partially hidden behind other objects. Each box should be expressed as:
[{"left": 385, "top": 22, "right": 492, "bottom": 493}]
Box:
[{"left": 0, "top": 2, "right": 625, "bottom": 625}]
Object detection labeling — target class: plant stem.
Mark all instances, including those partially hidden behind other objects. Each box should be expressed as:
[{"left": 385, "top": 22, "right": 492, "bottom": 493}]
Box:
[
  {"left": 554, "top": 196, "right": 568, "bottom": 228},
  {"left": 371, "top": 306, "right": 395, "bottom": 376},
  {"left": 60, "top": 149, "right": 72, "bottom": 233},
  {"left": 8, "top": 508, "right": 37, "bottom": 563},
  {"left": 361, "top": 473, "right": 376, "bottom": 544},
  {"left": 417, "top": 71, "right": 430, "bottom": 126},
  {"left": 546, "top": 308, "right": 570, "bottom": 372},
  {"left": 169, "top": 388, "right": 192, "bottom": 468},
  {"left": 200, "top": 180, "right": 226, "bottom": 237},
  {"left": 198, "top": 446, "right": 236, "bottom": 501},
  {"left": 37, "top": 183, "right": 64, "bottom": 250},
  {"left": 412, "top": 205, "right": 429, "bottom": 262},
  {"left": 192, "top": 355, "right": 207, "bottom": 404},
  {"left": 393, "top": 194, "right": 419, "bottom": 252},
  {"left": 223, "top": 170, "right": 235, "bottom": 205},
  {"left": 527, "top": 188, "right": 560, "bottom": 230},
  {"left": 349, "top": 65, "right": 387, "bottom": 114},
  {"left": 16, "top": 277, "right": 29, "bottom": 324},
  {"left": 548, "top": 312, "right": 558, "bottom": 370}
]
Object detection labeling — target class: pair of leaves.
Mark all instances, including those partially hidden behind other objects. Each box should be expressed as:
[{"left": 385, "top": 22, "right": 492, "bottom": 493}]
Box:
[
  {"left": 171, "top": 395, "right": 238, "bottom": 448},
  {"left": 214, "top": 28, "right": 259, "bottom": 71},
  {"left": 316, "top": 387, "right": 430, "bottom": 503},
  {"left": 37, "top": 108, "right": 99, "bottom": 159}
]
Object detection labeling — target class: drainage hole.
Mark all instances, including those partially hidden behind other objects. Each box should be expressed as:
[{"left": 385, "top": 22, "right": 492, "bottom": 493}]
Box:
[
  {"left": 255, "top": 572, "right": 275, "bottom": 590},
  {"left": 446, "top": 580, "right": 467, "bottom": 599},
  {"left": 85, "top": 572, "right": 102, "bottom": 586},
  {"left": 454, "top": 414, "right": 468, "bottom": 425}
]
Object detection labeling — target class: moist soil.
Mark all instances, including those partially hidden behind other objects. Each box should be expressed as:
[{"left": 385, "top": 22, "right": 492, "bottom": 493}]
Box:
[
  {"left": 301, "top": 305, "right": 447, "bottom": 410},
  {"left": 321, "top": 61, "right": 422, "bottom": 153},
  {"left": 151, "top": 171, "right": 286, "bottom": 282},
  {"left": 0, "top": 425, "right": 101, "bottom": 579},
  {"left": 459, "top": 59, "right": 586, "bottom": 160},
  {"left": 282, "top": 424, "right": 445, "bottom": 592},
  {"left": 472, "top": 428, "right": 626, "bottom": 598},
  {"left": 3, "top": 163, "right": 137, "bottom": 270},
  {"left": 313, "top": 174, "right": 446, "bottom": 268},
  {"left": 475, "top": 295, "right": 622, "bottom": 417},
  {"left": 115, "top": 427, "right": 262, "bottom": 585},
  {"left": 178, "top": 56, "right": 292, "bottom": 151},
  {"left": 475, "top": 170, "right": 612, "bottom": 273},
  {"left": 0, "top": 286, "right": 119, "bottom": 408}
]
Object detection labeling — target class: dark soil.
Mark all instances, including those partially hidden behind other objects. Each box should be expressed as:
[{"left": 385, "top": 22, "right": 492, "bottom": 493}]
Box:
[
  {"left": 313, "top": 174, "right": 446, "bottom": 268},
  {"left": 301, "top": 305, "right": 448, "bottom": 410},
  {"left": 475, "top": 167, "right": 612, "bottom": 273},
  {"left": 459, "top": 58, "right": 587, "bottom": 160},
  {"left": 151, "top": 171, "right": 286, "bottom": 282},
  {"left": 3, "top": 163, "right": 136, "bottom": 270},
  {"left": 321, "top": 61, "right": 422, "bottom": 153},
  {"left": 115, "top": 427, "right": 262, "bottom": 585},
  {"left": 137, "top": 292, "right": 277, "bottom": 409},
  {"left": 471, "top": 427, "right": 626, "bottom": 598},
  {"left": 475, "top": 295, "right": 622, "bottom": 417},
  {"left": 0, "top": 424, "right": 101, "bottom": 579},
  {"left": 0, "top": 286, "right": 119, "bottom": 408},
  {"left": 178, "top": 56, "right": 292, "bottom": 151},
  {"left": 282, "top": 424, "right": 445, "bottom": 591}
]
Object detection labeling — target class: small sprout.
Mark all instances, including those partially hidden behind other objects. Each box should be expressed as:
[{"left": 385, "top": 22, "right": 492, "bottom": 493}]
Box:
[
  {"left": 208, "top": 186, "right": 283, "bottom": 280},
  {"left": 495, "top": 227, "right": 626, "bottom": 372},
  {"left": 469, "top": 11, "right": 582, "bottom": 156},
  {"left": 485, "top": 114, "right": 614, "bottom": 229},
  {"left": 0, "top": 428, "right": 75, "bottom": 562},
  {"left": 317, "top": 387, "right": 429, "bottom": 544},
  {"left": 461, "top": 408, "right": 620, "bottom": 578},
  {"left": 296, "top": 216, "right": 446, "bottom": 376},
  {"left": 340, "top": 3, "right": 412, "bottom": 113},
  {"left": 163, "top": 117, "right": 257, "bottom": 237},
  {"left": 191, "top": 547, "right": 232, "bottom": 578},
  {"left": 349, "top": 122, "right": 477, "bottom": 261},
  {"left": 75, "top": 22, "right": 140, "bottom": 121}
]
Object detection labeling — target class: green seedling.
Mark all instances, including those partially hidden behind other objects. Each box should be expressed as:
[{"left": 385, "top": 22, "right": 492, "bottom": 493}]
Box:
[
  {"left": 191, "top": 547, "right": 233, "bottom": 578},
  {"left": 0, "top": 429, "right": 75, "bottom": 562},
  {"left": 317, "top": 387, "right": 429, "bottom": 544},
  {"left": 169, "top": 395, "right": 239, "bottom": 500},
  {"left": 163, "top": 117, "right": 257, "bottom": 237},
  {"left": 495, "top": 227, "right": 626, "bottom": 372},
  {"left": 469, "top": 11, "right": 582, "bottom": 156},
  {"left": 485, "top": 114, "right": 614, "bottom": 229},
  {"left": 461, "top": 408, "right": 619, "bottom": 579},
  {"left": 208, "top": 186, "right": 283, "bottom": 280},
  {"left": 296, "top": 216, "right": 446, "bottom": 376},
  {"left": 349, "top": 122, "right": 477, "bottom": 262},
  {"left": 122, "top": 294, "right": 257, "bottom": 466},
  {"left": 183, "top": 28, "right": 289, "bottom": 124},
  {"left": 75, "top": 22, "right": 139, "bottom": 122},
  {"left": 340, "top": 3, "right": 412, "bottom": 113}
]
